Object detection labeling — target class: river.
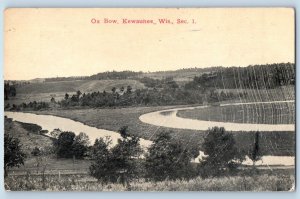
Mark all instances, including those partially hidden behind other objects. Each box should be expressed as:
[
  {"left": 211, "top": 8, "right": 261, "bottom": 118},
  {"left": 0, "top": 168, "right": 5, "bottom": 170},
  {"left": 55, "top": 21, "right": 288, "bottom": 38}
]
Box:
[
  {"left": 5, "top": 106, "right": 294, "bottom": 166},
  {"left": 5, "top": 112, "right": 152, "bottom": 148},
  {"left": 139, "top": 100, "right": 295, "bottom": 132}
]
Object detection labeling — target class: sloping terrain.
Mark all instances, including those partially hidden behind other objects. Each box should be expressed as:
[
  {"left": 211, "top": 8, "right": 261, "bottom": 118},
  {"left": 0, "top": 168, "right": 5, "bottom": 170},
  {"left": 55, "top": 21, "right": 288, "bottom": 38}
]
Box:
[
  {"left": 7, "top": 79, "right": 145, "bottom": 105},
  {"left": 16, "top": 79, "right": 145, "bottom": 94}
]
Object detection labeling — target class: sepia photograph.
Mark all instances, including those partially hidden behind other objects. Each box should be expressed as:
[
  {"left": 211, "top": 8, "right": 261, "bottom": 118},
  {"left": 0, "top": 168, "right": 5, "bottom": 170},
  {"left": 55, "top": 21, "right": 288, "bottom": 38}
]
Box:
[{"left": 3, "top": 8, "right": 295, "bottom": 191}]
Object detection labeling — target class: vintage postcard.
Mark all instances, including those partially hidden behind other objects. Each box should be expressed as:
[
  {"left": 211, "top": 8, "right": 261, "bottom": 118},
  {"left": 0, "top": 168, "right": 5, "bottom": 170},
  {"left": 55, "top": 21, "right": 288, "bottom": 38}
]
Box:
[{"left": 4, "top": 8, "right": 295, "bottom": 191}]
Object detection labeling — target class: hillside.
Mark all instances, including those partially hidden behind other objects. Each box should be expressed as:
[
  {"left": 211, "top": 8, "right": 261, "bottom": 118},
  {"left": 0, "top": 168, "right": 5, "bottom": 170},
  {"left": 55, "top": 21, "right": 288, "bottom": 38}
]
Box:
[
  {"left": 7, "top": 79, "right": 145, "bottom": 105},
  {"left": 16, "top": 79, "right": 145, "bottom": 94},
  {"left": 139, "top": 67, "right": 221, "bottom": 82}
]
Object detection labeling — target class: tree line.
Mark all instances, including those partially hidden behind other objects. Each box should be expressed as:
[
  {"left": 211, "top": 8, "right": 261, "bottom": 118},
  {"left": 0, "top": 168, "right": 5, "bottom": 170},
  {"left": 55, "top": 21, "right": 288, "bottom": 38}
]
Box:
[
  {"left": 57, "top": 86, "right": 207, "bottom": 108},
  {"left": 44, "top": 71, "right": 142, "bottom": 82},
  {"left": 5, "top": 125, "right": 262, "bottom": 185},
  {"left": 5, "top": 87, "right": 240, "bottom": 111},
  {"left": 185, "top": 63, "right": 295, "bottom": 90},
  {"left": 4, "top": 83, "right": 17, "bottom": 100}
]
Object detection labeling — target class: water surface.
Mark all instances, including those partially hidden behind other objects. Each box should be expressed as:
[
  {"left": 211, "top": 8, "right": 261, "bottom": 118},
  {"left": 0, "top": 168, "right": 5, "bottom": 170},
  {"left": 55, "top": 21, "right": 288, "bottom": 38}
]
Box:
[{"left": 5, "top": 110, "right": 294, "bottom": 166}]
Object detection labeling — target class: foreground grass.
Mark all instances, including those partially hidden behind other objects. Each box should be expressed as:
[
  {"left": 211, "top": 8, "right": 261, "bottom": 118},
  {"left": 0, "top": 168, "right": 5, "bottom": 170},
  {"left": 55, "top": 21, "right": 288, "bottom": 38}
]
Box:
[{"left": 5, "top": 174, "right": 294, "bottom": 191}]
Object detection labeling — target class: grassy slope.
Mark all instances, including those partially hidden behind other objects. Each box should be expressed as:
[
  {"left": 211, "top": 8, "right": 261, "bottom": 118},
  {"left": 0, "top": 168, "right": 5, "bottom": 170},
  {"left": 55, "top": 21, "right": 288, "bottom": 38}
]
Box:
[
  {"left": 7, "top": 79, "right": 145, "bottom": 105},
  {"left": 5, "top": 119, "right": 91, "bottom": 174},
  {"left": 16, "top": 79, "right": 145, "bottom": 94},
  {"left": 5, "top": 119, "right": 53, "bottom": 156}
]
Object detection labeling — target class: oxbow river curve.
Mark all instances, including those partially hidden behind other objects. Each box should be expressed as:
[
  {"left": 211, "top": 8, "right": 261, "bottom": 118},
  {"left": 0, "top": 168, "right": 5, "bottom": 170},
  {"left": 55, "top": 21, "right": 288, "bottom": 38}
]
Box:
[
  {"left": 5, "top": 106, "right": 294, "bottom": 166},
  {"left": 139, "top": 100, "right": 295, "bottom": 132}
]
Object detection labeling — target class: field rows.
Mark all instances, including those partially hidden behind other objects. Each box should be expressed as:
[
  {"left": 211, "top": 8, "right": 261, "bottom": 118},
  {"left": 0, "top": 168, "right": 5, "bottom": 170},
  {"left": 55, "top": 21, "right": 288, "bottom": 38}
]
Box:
[{"left": 177, "top": 102, "right": 295, "bottom": 124}]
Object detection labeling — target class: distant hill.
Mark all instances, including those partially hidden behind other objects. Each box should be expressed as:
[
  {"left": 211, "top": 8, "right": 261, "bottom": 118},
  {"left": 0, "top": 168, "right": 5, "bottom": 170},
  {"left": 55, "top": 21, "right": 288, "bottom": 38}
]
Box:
[
  {"left": 29, "top": 78, "right": 46, "bottom": 83},
  {"left": 139, "top": 67, "right": 222, "bottom": 82},
  {"left": 16, "top": 79, "right": 145, "bottom": 94},
  {"left": 24, "top": 67, "right": 220, "bottom": 83}
]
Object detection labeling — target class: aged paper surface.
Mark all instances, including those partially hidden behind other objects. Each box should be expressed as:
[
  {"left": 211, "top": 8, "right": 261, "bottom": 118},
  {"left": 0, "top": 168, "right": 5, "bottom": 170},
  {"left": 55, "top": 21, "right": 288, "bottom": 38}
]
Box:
[{"left": 4, "top": 8, "right": 295, "bottom": 191}]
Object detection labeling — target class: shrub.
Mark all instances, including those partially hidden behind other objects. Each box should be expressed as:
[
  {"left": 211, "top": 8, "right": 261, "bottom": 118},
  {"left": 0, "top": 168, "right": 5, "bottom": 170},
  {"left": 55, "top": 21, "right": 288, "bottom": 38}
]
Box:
[
  {"left": 53, "top": 131, "right": 90, "bottom": 159},
  {"left": 31, "top": 147, "right": 41, "bottom": 156}
]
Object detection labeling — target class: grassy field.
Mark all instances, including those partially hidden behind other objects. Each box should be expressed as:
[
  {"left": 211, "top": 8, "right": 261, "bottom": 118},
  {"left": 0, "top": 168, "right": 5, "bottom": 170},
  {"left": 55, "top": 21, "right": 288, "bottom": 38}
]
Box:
[
  {"left": 5, "top": 118, "right": 53, "bottom": 156},
  {"left": 177, "top": 102, "right": 295, "bottom": 124},
  {"left": 33, "top": 106, "right": 295, "bottom": 156},
  {"left": 216, "top": 86, "right": 295, "bottom": 102},
  {"left": 5, "top": 92, "right": 68, "bottom": 105},
  {"left": 16, "top": 79, "right": 145, "bottom": 94},
  {"left": 6, "top": 79, "right": 145, "bottom": 105},
  {"left": 5, "top": 172, "right": 294, "bottom": 191}
]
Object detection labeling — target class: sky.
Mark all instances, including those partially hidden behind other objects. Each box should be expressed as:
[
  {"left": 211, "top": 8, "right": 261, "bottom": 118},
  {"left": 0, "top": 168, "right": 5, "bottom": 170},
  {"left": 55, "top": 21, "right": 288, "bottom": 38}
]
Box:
[{"left": 4, "top": 8, "right": 295, "bottom": 80}]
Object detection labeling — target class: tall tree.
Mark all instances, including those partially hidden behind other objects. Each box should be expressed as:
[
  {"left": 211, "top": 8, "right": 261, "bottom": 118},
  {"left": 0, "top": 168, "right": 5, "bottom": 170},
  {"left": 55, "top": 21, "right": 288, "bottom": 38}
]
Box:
[
  {"left": 126, "top": 85, "right": 132, "bottom": 93},
  {"left": 4, "top": 133, "right": 26, "bottom": 177},
  {"left": 249, "top": 131, "right": 261, "bottom": 167},
  {"left": 73, "top": 132, "right": 90, "bottom": 159},
  {"left": 4, "top": 83, "right": 10, "bottom": 100},
  {"left": 110, "top": 126, "right": 142, "bottom": 185},
  {"left": 76, "top": 90, "right": 82, "bottom": 98},
  {"left": 54, "top": 131, "right": 76, "bottom": 158},
  {"left": 198, "top": 127, "right": 244, "bottom": 178},
  {"left": 89, "top": 137, "right": 115, "bottom": 183},
  {"left": 64, "top": 93, "right": 69, "bottom": 100},
  {"left": 145, "top": 131, "right": 196, "bottom": 181}
]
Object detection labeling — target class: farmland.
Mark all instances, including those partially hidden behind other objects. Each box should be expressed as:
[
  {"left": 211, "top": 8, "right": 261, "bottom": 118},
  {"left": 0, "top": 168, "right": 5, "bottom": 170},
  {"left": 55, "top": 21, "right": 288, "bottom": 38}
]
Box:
[
  {"left": 216, "top": 86, "right": 295, "bottom": 102},
  {"left": 7, "top": 79, "right": 145, "bottom": 105},
  {"left": 16, "top": 79, "right": 145, "bottom": 94},
  {"left": 177, "top": 102, "right": 295, "bottom": 124}
]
